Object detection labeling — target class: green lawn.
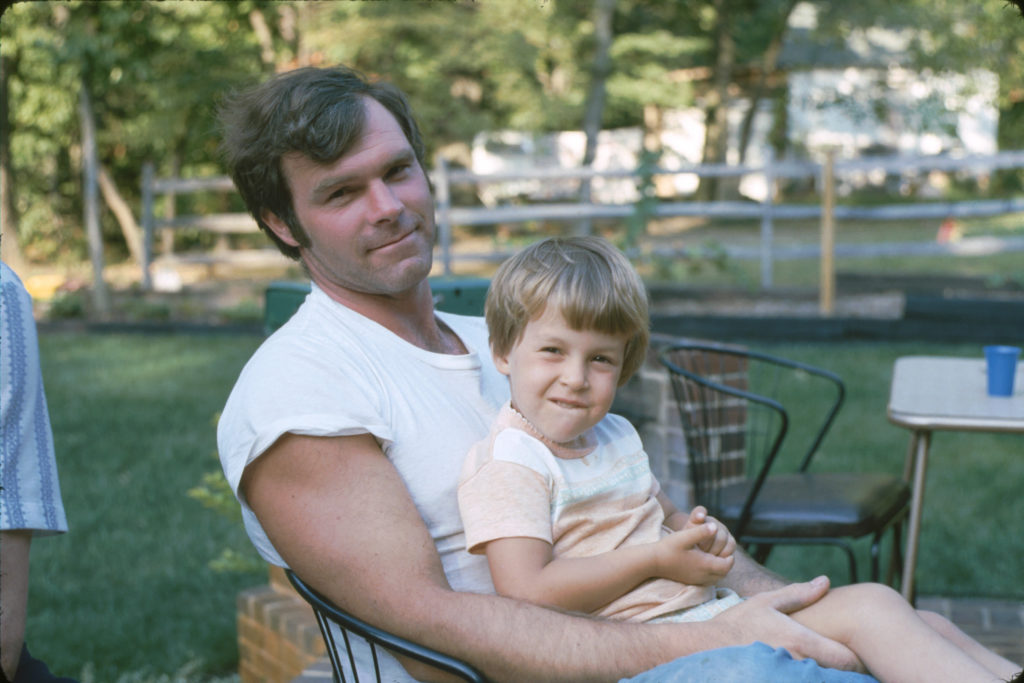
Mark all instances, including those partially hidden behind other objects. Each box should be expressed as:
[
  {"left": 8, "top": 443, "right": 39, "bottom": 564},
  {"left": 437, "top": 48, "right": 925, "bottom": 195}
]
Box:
[
  {"left": 756, "top": 342, "right": 1024, "bottom": 598},
  {"left": 27, "top": 332, "right": 1024, "bottom": 680},
  {"left": 636, "top": 214, "right": 1024, "bottom": 289},
  {"left": 31, "top": 332, "right": 266, "bottom": 682}
]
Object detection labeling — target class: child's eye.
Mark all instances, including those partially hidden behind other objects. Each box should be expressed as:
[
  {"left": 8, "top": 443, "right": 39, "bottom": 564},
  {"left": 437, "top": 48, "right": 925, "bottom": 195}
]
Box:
[{"left": 540, "top": 346, "right": 561, "bottom": 355}]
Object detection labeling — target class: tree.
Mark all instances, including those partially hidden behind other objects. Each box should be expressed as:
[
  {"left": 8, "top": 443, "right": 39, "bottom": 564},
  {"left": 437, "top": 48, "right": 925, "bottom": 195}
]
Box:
[
  {"left": 577, "top": 0, "right": 617, "bottom": 235},
  {"left": 0, "top": 0, "right": 266, "bottom": 266},
  {"left": 3, "top": 0, "right": 1022, "bottom": 278},
  {"left": 1, "top": 53, "right": 26, "bottom": 271}
]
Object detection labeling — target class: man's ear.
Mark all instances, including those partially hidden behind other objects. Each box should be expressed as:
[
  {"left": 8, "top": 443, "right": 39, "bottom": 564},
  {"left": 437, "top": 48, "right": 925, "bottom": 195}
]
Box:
[{"left": 261, "top": 209, "right": 301, "bottom": 248}]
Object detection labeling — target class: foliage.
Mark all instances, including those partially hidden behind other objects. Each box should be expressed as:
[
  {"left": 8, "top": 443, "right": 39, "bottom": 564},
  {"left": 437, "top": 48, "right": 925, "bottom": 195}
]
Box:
[
  {"left": 187, "top": 414, "right": 264, "bottom": 575},
  {"left": 644, "top": 238, "right": 754, "bottom": 289},
  {"left": 625, "top": 147, "right": 661, "bottom": 248},
  {"left": 2, "top": 1, "right": 1022, "bottom": 264},
  {"left": 1, "top": 1, "right": 265, "bottom": 262},
  {"left": 47, "top": 289, "right": 87, "bottom": 318}
]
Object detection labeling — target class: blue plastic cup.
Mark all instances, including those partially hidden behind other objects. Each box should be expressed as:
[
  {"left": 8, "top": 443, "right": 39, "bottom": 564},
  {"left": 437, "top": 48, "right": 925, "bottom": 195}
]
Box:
[{"left": 984, "top": 345, "right": 1021, "bottom": 397}]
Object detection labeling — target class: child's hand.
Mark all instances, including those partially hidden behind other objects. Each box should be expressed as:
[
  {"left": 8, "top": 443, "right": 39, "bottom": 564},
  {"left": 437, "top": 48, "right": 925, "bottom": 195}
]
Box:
[
  {"left": 683, "top": 506, "right": 736, "bottom": 558},
  {"left": 653, "top": 524, "right": 735, "bottom": 586}
]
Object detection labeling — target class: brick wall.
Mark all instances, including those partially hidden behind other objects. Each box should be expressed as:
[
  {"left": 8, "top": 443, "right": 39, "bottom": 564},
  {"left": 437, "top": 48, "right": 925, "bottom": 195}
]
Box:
[
  {"left": 236, "top": 566, "right": 325, "bottom": 683},
  {"left": 613, "top": 333, "right": 697, "bottom": 509}
]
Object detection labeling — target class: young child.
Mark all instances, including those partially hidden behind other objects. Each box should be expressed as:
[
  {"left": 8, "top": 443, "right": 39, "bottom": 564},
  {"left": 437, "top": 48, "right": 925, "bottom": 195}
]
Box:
[{"left": 458, "top": 235, "right": 1023, "bottom": 683}]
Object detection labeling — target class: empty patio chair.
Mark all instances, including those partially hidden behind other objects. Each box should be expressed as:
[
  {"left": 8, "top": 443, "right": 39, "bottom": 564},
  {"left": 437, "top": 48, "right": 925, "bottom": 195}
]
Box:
[{"left": 659, "top": 341, "right": 909, "bottom": 584}]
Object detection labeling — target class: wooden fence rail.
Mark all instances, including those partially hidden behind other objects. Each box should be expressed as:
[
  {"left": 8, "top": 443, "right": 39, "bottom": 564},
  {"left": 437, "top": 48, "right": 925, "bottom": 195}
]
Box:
[{"left": 140, "top": 151, "right": 1024, "bottom": 290}]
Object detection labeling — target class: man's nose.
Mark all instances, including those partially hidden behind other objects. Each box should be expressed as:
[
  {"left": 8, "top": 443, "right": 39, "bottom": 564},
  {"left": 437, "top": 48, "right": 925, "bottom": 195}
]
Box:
[{"left": 367, "top": 180, "right": 402, "bottom": 222}]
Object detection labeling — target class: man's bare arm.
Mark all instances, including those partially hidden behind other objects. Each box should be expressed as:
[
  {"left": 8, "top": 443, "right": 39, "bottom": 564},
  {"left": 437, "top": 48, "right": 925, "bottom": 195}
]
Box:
[
  {"left": 719, "top": 547, "right": 790, "bottom": 595},
  {"left": 242, "top": 432, "right": 859, "bottom": 681}
]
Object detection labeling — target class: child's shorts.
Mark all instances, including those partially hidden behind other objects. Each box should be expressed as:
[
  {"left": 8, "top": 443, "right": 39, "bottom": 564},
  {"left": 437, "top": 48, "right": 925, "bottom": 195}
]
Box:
[{"left": 646, "top": 587, "right": 744, "bottom": 624}]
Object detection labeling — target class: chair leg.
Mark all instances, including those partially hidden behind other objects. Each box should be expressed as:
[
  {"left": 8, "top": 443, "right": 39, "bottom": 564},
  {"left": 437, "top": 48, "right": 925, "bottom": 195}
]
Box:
[
  {"left": 841, "top": 543, "right": 858, "bottom": 584},
  {"left": 870, "top": 530, "right": 882, "bottom": 582},
  {"left": 886, "top": 519, "right": 905, "bottom": 589},
  {"left": 314, "top": 611, "right": 347, "bottom": 683},
  {"left": 753, "top": 543, "right": 774, "bottom": 566}
]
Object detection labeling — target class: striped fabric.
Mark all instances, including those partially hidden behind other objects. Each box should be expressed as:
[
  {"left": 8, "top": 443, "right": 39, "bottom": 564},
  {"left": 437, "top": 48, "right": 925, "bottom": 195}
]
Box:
[{"left": 1, "top": 262, "right": 67, "bottom": 535}]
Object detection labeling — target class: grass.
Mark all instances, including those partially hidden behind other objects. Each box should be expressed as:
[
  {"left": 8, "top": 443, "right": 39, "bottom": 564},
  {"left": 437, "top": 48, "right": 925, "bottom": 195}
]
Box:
[
  {"left": 27, "top": 332, "right": 1023, "bottom": 680},
  {"left": 636, "top": 215, "right": 1024, "bottom": 289},
  {"left": 31, "top": 332, "right": 266, "bottom": 682}
]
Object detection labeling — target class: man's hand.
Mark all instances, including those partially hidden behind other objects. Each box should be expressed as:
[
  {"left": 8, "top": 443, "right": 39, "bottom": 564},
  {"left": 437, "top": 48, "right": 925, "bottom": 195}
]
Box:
[{"left": 710, "top": 576, "right": 862, "bottom": 672}]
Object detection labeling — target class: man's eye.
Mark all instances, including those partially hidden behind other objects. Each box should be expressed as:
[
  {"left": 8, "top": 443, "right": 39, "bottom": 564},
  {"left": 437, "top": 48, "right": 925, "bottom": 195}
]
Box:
[
  {"left": 388, "top": 164, "right": 411, "bottom": 180},
  {"left": 328, "top": 187, "right": 350, "bottom": 200}
]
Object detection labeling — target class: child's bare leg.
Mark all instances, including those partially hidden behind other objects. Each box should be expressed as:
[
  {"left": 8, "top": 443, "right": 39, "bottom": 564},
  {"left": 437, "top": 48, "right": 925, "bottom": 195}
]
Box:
[
  {"left": 790, "top": 582, "right": 1006, "bottom": 683},
  {"left": 917, "top": 609, "right": 1021, "bottom": 680}
]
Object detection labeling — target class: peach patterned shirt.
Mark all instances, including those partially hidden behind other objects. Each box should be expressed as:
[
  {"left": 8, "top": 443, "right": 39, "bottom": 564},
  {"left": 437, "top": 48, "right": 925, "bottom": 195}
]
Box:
[{"left": 458, "top": 402, "right": 714, "bottom": 622}]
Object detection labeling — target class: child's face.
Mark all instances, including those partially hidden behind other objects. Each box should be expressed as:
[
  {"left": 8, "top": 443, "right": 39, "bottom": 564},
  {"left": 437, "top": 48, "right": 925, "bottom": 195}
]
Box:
[{"left": 494, "top": 306, "right": 629, "bottom": 446}]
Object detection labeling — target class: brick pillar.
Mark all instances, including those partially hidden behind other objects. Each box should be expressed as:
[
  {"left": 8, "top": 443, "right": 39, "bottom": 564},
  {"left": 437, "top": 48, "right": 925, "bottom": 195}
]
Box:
[
  {"left": 236, "top": 566, "right": 326, "bottom": 683},
  {"left": 613, "top": 333, "right": 695, "bottom": 509}
]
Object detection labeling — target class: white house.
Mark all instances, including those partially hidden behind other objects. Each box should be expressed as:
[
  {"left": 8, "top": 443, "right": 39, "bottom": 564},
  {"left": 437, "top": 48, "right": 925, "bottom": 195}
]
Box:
[{"left": 470, "top": 2, "right": 999, "bottom": 204}]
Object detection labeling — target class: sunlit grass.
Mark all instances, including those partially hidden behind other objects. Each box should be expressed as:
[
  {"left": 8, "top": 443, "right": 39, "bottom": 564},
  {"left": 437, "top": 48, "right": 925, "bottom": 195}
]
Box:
[{"left": 32, "top": 332, "right": 265, "bottom": 681}]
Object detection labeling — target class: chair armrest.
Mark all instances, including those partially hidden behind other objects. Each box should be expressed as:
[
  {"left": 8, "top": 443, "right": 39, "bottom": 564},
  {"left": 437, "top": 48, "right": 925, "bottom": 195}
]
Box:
[{"left": 285, "top": 569, "right": 487, "bottom": 683}]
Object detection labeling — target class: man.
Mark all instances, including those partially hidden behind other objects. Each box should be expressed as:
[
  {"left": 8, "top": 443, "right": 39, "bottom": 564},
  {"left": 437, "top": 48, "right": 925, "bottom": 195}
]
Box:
[{"left": 217, "top": 65, "right": 872, "bottom": 682}]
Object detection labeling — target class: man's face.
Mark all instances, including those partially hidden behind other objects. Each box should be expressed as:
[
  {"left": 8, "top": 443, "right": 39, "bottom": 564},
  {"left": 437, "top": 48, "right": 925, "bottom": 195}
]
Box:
[{"left": 265, "top": 98, "right": 435, "bottom": 303}]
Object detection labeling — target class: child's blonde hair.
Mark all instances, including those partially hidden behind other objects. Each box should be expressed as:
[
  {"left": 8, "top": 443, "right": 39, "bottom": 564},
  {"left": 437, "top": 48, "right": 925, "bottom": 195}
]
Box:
[{"left": 485, "top": 236, "right": 650, "bottom": 386}]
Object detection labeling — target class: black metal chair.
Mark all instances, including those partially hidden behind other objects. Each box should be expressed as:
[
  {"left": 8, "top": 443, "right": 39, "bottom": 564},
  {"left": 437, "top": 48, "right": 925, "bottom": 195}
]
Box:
[
  {"left": 285, "top": 569, "right": 487, "bottom": 683},
  {"left": 659, "top": 341, "right": 909, "bottom": 584}
]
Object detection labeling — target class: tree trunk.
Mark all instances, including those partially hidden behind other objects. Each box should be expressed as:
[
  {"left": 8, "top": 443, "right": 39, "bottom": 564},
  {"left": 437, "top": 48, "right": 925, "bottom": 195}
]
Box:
[
  {"left": 0, "top": 54, "right": 26, "bottom": 271},
  {"left": 737, "top": 0, "right": 799, "bottom": 165},
  {"left": 249, "top": 8, "right": 277, "bottom": 70},
  {"left": 698, "top": 0, "right": 736, "bottom": 201},
  {"left": 78, "top": 80, "right": 111, "bottom": 318},
  {"left": 98, "top": 164, "right": 143, "bottom": 264},
  {"left": 576, "top": 0, "right": 615, "bottom": 236}
]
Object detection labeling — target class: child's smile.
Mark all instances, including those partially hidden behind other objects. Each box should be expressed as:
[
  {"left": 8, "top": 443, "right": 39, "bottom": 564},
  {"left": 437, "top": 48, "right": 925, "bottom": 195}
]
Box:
[{"left": 494, "top": 306, "right": 629, "bottom": 447}]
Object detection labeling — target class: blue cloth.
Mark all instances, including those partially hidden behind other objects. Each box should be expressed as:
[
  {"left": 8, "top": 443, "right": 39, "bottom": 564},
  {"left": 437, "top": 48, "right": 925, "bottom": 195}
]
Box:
[
  {"left": 12, "top": 645, "right": 78, "bottom": 683},
  {"left": 0, "top": 262, "right": 67, "bottom": 535},
  {"left": 621, "top": 642, "right": 878, "bottom": 683}
]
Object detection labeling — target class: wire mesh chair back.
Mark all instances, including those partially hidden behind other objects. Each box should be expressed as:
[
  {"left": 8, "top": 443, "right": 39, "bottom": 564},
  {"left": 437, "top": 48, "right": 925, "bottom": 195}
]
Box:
[
  {"left": 659, "top": 342, "right": 844, "bottom": 538},
  {"left": 285, "top": 569, "right": 487, "bottom": 683}
]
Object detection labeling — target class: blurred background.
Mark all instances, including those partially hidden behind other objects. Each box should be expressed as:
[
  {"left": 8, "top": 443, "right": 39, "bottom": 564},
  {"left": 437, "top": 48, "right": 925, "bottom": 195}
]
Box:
[{"left": 2, "top": 0, "right": 1023, "bottom": 322}]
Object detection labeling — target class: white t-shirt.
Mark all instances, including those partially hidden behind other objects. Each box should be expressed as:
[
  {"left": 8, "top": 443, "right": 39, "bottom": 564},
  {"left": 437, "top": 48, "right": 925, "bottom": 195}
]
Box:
[{"left": 217, "top": 282, "right": 507, "bottom": 681}]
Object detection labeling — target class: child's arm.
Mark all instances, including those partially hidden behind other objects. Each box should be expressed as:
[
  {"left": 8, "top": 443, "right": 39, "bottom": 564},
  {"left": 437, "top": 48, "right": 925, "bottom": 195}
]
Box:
[{"left": 482, "top": 525, "right": 731, "bottom": 615}]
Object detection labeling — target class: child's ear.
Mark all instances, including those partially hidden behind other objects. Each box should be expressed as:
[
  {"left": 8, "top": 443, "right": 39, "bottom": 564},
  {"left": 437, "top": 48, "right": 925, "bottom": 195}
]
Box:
[{"left": 492, "top": 350, "right": 511, "bottom": 377}]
